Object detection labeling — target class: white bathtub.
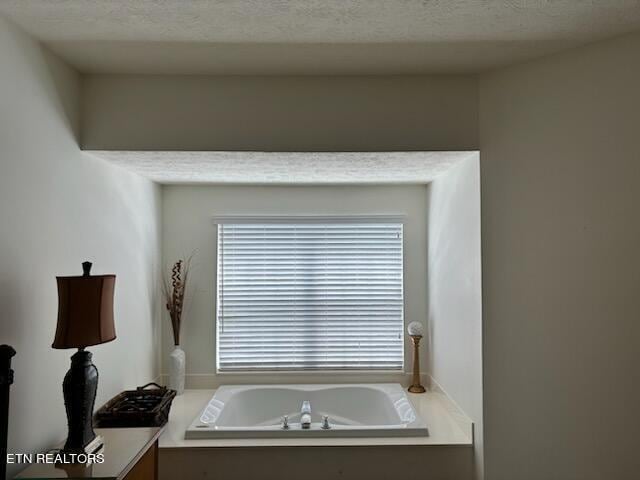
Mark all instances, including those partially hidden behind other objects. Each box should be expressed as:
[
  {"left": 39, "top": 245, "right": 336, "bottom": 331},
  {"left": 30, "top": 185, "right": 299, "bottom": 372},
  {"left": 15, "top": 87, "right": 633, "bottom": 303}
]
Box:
[{"left": 185, "top": 383, "right": 428, "bottom": 438}]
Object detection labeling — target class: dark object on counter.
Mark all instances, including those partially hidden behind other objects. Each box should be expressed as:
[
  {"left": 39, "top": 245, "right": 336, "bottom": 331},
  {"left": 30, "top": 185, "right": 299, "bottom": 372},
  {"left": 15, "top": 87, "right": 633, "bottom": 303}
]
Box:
[
  {"left": 94, "top": 383, "right": 176, "bottom": 428},
  {"left": 0, "top": 345, "right": 16, "bottom": 480},
  {"left": 53, "top": 261, "right": 117, "bottom": 456}
]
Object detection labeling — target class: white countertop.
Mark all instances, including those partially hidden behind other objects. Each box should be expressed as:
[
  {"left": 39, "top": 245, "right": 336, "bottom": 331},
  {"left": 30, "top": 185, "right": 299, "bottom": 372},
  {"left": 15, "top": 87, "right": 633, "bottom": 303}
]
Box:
[
  {"left": 159, "top": 388, "right": 473, "bottom": 449},
  {"left": 17, "top": 427, "right": 163, "bottom": 479}
]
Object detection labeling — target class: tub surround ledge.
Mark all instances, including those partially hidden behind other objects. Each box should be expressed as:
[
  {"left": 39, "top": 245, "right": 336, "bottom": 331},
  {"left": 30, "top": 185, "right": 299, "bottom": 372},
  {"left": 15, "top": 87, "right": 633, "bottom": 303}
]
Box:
[{"left": 160, "top": 388, "right": 472, "bottom": 449}]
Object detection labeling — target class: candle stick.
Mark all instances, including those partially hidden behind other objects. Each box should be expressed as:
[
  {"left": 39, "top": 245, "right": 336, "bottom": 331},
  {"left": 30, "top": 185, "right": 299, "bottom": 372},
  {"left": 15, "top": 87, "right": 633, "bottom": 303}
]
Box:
[{"left": 407, "top": 321, "right": 426, "bottom": 393}]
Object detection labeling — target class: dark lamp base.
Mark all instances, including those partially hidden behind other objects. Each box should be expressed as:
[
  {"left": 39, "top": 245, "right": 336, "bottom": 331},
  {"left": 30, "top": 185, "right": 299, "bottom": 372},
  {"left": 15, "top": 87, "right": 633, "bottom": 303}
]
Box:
[
  {"left": 61, "top": 434, "right": 104, "bottom": 456},
  {"left": 62, "top": 349, "right": 101, "bottom": 458}
]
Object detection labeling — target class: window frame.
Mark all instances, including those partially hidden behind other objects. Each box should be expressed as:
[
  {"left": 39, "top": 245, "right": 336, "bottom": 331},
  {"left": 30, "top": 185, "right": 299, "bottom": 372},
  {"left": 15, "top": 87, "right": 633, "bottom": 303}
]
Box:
[{"left": 214, "top": 215, "right": 406, "bottom": 374}]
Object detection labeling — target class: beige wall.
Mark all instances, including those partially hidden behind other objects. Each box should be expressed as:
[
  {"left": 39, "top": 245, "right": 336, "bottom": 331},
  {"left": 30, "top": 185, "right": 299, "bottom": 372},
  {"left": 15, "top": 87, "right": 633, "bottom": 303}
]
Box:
[
  {"left": 479, "top": 31, "right": 640, "bottom": 480},
  {"left": 161, "top": 185, "right": 429, "bottom": 386},
  {"left": 81, "top": 74, "right": 478, "bottom": 151},
  {"left": 427, "top": 156, "right": 483, "bottom": 478},
  {"left": 0, "top": 17, "right": 162, "bottom": 478}
]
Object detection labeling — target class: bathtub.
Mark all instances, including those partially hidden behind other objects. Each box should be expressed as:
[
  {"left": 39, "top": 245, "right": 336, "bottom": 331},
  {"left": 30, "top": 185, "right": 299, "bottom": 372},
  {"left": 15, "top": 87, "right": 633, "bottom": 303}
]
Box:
[{"left": 185, "top": 383, "right": 428, "bottom": 438}]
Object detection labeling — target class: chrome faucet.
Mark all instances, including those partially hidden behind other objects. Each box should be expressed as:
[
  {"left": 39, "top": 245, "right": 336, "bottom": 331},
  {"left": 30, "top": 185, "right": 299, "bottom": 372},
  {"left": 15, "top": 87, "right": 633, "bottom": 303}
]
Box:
[
  {"left": 300, "top": 401, "right": 311, "bottom": 429},
  {"left": 321, "top": 415, "right": 331, "bottom": 430}
]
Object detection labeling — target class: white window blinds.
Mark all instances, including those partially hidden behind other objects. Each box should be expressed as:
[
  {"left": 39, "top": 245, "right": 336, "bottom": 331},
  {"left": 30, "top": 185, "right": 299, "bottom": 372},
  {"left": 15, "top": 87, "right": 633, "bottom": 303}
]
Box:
[{"left": 216, "top": 220, "right": 404, "bottom": 371}]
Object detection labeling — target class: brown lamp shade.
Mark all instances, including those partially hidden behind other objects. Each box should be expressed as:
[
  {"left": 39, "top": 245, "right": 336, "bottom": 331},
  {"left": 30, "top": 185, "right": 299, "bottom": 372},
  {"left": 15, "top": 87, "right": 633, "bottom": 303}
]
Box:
[{"left": 53, "top": 264, "right": 116, "bottom": 349}]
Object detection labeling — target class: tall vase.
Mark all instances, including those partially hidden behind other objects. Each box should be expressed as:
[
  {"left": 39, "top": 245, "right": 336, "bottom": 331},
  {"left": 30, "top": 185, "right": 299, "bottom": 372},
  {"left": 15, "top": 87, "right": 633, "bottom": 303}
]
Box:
[{"left": 169, "top": 345, "right": 186, "bottom": 395}]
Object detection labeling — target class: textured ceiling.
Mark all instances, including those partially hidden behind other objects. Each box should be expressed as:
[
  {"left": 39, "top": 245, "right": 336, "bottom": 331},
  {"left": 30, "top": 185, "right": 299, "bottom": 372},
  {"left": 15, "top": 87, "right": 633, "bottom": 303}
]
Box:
[
  {"left": 90, "top": 151, "right": 477, "bottom": 185},
  {"left": 2, "top": 1, "right": 640, "bottom": 73}
]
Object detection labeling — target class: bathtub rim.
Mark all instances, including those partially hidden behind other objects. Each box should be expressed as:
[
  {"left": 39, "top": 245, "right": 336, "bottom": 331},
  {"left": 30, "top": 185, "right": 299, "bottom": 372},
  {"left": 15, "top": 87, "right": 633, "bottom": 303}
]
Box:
[
  {"left": 185, "top": 383, "right": 430, "bottom": 439},
  {"left": 161, "top": 387, "right": 472, "bottom": 449}
]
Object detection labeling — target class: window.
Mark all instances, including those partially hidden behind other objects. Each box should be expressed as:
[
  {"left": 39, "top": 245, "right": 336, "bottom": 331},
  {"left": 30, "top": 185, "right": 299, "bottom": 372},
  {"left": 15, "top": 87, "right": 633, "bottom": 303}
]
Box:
[{"left": 216, "top": 219, "right": 404, "bottom": 371}]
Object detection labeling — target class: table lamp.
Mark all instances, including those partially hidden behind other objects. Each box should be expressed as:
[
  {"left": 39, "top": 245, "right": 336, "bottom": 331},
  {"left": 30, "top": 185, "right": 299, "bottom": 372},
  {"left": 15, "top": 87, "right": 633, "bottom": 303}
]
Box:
[{"left": 52, "top": 262, "right": 116, "bottom": 455}]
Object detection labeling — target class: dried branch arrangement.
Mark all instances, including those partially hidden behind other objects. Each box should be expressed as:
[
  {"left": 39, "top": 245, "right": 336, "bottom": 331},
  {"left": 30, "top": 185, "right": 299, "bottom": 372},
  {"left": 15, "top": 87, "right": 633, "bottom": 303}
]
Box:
[{"left": 162, "top": 255, "right": 193, "bottom": 346}]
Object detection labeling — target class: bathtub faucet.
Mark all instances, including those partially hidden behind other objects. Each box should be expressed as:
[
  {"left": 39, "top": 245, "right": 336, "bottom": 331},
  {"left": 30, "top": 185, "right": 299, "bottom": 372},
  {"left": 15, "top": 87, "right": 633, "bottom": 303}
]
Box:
[{"left": 300, "top": 400, "right": 312, "bottom": 429}]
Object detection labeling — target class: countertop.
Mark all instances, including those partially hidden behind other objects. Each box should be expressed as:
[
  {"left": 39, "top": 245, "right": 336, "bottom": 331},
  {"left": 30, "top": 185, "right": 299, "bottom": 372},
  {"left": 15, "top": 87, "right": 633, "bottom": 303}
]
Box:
[
  {"left": 15, "top": 427, "right": 163, "bottom": 479},
  {"left": 159, "top": 388, "right": 472, "bottom": 449}
]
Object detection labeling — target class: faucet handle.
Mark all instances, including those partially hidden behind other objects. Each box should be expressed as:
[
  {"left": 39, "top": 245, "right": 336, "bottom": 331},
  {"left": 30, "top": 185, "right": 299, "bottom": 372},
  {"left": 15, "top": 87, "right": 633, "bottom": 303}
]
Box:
[
  {"left": 282, "top": 415, "right": 290, "bottom": 430},
  {"left": 321, "top": 415, "right": 331, "bottom": 430}
]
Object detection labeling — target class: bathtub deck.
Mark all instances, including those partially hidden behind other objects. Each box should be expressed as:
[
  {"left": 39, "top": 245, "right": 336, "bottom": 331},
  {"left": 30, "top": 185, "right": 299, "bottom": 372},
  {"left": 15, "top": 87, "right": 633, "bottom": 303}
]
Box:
[{"left": 160, "top": 388, "right": 472, "bottom": 448}]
